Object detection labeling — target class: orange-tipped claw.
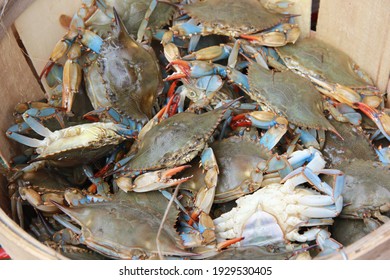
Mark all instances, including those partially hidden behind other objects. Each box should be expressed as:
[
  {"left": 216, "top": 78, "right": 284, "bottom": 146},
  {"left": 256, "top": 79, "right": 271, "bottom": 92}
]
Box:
[
  {"left": 230, "top": 113, "right": 252, "bottom": 130},
  {"left": 240, "top": 34, "right": 260, "bottom": 41},
  {"left": 187, "top": 211, "right": 199, "bottom": 227},
  {"left": 59, "top": 14, "right": 72, "bottom": 29},
  {"left": 87, "top": 184, "right": 97, "bottom": 194},
  {"left": 164, "top": 73, "right": 187, "bottom": 82},
  {"left": 217, "top": 237, "right": 245, "bottom": 250},
  {"left": 132, "top": 165, "right": 192, "bottom": 192},
  {"left": 166, "top": 59, "right": 191, "bottom": 72},
  {"left": 62, "top": 59, "right": 82, "bottom": 113},
  {"left": 167, "top": 79, "right": 179, "bottom": 98},
  {"left": 355, "top": 102, "right": 390, "bottom": 141},
  {"left": 164, "top": 165, "right": 191, "bottom": 178},
  {"left": 39, "top": 61, "right": 55, "bottom": 80}
]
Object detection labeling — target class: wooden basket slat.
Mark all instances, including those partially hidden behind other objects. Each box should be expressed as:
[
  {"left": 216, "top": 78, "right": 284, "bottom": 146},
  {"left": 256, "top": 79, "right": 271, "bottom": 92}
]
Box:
[
  {"left": 14, "top": 0, "right": 82, "bottom": 94},
  {"left": 0, "top": 27, "right": 44, "bottom": 163},
  {"left": 0, "top": 0, "right": 35, "bottom": 40},
  {"left": 316, "top": 0, "right": 390, "bottom": 93}
]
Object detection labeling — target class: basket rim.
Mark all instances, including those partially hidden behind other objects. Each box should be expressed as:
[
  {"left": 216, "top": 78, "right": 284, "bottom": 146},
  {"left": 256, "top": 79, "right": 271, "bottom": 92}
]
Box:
[{"left": 0, "top": 207, "right": 68, "bottom": 259}]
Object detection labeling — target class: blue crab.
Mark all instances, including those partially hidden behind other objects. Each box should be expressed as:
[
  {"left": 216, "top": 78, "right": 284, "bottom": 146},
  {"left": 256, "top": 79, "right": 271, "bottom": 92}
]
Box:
[
  {"left": 6, "top": 110, "right": 132, "bottom": 179},
  {"left": 328, "top": 159, "right": 390, "bottom": 227},
  {"left": 113, "top": 105, "right": 231, "bottom": 193},
  {"left": 169, "top": 0, "right": 300, "bottom": 49},
  {"left": 163, "top": 40, "right": 337, "bottom": 150},
  {"left": 41, "top": 3, "right": 163, "bottom": 132},
  {"left": 213, "top": 148, "right": 345, "bottom": 257},
  {"left": 51, "top": 191, "right": 195, "bottom": 259},
  {"left": 325, "top": 159, "right": 390, "bottom": 247},
  {"left": 51, "top": 189, "right": 243, "bottom": 259},
  {"left": 322, "top": 118, "right": 377, "bottom": 165},
  {"left": 276, "top": 37, "right": 390, "bottom": 140},
  {"left": 179, "top": 137, "right": 328, "bottom": 204}
]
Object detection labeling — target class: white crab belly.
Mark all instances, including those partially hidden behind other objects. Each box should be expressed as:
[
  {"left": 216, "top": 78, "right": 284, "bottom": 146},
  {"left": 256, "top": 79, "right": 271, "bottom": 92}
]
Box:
[
  {"left": 213, "top": 183, "right": 316, "bottom": 246},
  {"left": 37, "top": 122, "right": 123, "bottom": 156}
]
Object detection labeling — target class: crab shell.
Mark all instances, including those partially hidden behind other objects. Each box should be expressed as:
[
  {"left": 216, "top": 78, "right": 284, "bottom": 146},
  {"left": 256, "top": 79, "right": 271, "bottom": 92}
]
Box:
[
  {"left": 248, "top": 62, "right": 336, "bottom": 132},
  {"left": 331, "top": 218, "right": 373, "bottom": 247},
  {"left": 183, "top": 0, "right": 291, "bottom": 37},
  {"left": 180, "top": 137, "right": 272, "bottom": 203},
  {"left": 16, "top": 169, "right": 72, "bottom": 213},
  {"left": 84, "top": 8, "right": 162, "bottom": 124},
  {"left": 323, "top": 119, "right": 377, "bottom": 165},
  {"left": 54, "top": 191, "right": 193, "bottom": 259},
  {"left": 81, "top": 0, "right": 176, "bottom": 39},
  {"left": 106, "top": 0, "right": 176, "bottom": 36},
  {"left": 213, "top": 182, "right": 331, "bottom": 246},
  {"left": 327, "top": 159, "right": 390, "bottom": 219},
  {"left": 276, "top": 37, "right": 375, "bottom": 89},
  {"left": 32, "top": 122, "right": 125, "bottom": 167},
  {"left": 123, "top": 108, "right": 227, "bottom": 172}
]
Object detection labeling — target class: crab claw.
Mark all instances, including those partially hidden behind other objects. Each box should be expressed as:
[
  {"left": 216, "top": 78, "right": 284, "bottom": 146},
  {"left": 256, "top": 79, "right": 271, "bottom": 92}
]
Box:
[
  {"left": 166, "top": 60, "right": 222, "bottom": 80},
  {"left": 131, "top": 165, "right": 193, "bottom": 192},
  {"left": 240, "top": 23, "right": 300, "bottom": 47},
  {"left": 182, "top": 45, "right": 232, "bottom": 62},
  {"left": 355, "top": 102, "right": 390, "bottom": 141},
  {"left": 39, "top": 39, "right": 72, "bottom": 79}
]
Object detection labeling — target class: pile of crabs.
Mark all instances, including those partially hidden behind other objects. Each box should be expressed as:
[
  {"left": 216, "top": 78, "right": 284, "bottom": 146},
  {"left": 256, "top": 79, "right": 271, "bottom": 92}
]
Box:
[{"left": 1, "top": 0, "right": 389, "bottom": 260}]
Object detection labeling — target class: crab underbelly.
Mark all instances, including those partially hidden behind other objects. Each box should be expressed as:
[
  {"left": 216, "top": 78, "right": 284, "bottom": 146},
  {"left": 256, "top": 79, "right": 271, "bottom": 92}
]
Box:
[{"left": 214, "top": 184, "right": 316, "bottom": 244}]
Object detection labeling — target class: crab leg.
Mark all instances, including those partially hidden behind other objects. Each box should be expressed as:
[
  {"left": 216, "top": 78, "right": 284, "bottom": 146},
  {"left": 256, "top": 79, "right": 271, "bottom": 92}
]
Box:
[
  {"left": 83, "top": 107, "right": 140, "bottom": 136},
  {"left": 240, "top": 23, "right": 300, "bottom": 47},
  {"left": 62, "top": 44, "right": 82, "bottom": 113},
  {"left": 7, "top": 108, "right": 65, "bottom": 137},
  {"left": 287, "top": 147, "right": 324, "bottom": 170},
  {"left": 131, "top": 165, "right": 193, "bottom": 192},
  {"left": 259, "top": 125, "right": 288, "bottom": 151},
  {"left": 136, "top": 0, "right": 158, "bottom": 42},
  {"left": 170, "top": 21, "right": 203, "bottom": 38},
  {"left": 282, "top": 167, "right": 344, "bottom": 214},
  {"left": 53, "top": 213, "right": 82, "bottom": 236},
  {"left": 355, "top": 102, "right": 390, "bottom": 141},
  {"left": 6, "top": 131, "right": 44, "bottom": 148},
  {"left": 83, "top": 165, "right": 111, "bottom": 197},
  {"left": 376, "top": 146, "right": 390, "bottom": 165},
  {"left": 295, "top": 128, "right": 321, "bottom": 149},
  {"left": 315, "top": 229, "right": 344, "bottom": 258},
  {"left": 182, "top": 45, "right": 232, "bottom": 62},
  {"left": 192, "top": 148, "right": 219, "bottom": 216},
  {"left": 324, "top": 101, "right": 362, "bottom": 126},
  {"left": 18, "top": 187, "right": 63, "bottom": 214},
  {"left": 22, "top": 112, "right": 53, "bottom": 138},
  {"left": 262, "top": 154, "right": 292, "bottom": 179}
]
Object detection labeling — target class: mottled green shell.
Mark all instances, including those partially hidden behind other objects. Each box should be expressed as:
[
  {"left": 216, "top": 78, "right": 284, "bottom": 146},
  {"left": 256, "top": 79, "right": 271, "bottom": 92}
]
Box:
[
  {"left": 323, "top": 119, "right": 377, "bottom": 166},
  {"left": 85, "top": 11, "right": 162, "bottom": 124},
  {"left": 111, "top": 0, "right": 176, "bottom": 35},
  {"left": 248, "top": 63, "right": 335, "bottom": 131},
  {"left": 127, "top": 109, "right": 225, "bottom": 171},
  {"left": 32, "top": 144, "right": 119, "bottom": 167},
  {"left": 180, "top": 137, "right": 272, "bottom": 203},
  {"left": 58, "top": 191, "right": 190, "bottom": 259},
  {"left": 332, "top": 219, "right": 371, "bottom": 247},
  {"left": 184, "top": 0, "right": 289, "bottom": 34},
  {"left": 277, "top": 37, "right": 373, "bottom": 88},
  {"left": 328, "top": 159, "right": 390, "bottom": 218}
]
